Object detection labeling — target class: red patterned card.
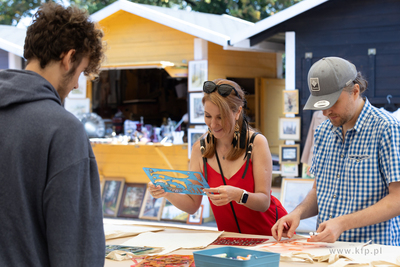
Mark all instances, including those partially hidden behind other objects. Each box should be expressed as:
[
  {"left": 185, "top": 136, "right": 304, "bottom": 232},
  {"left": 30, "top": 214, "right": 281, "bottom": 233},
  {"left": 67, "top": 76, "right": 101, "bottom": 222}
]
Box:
[{"left": 211, "top": 237, "right": 269, "bottom": 246}]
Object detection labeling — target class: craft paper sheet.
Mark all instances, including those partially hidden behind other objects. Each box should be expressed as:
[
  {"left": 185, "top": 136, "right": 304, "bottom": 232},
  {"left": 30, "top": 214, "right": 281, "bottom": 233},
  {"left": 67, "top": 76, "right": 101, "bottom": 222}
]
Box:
[
  {"left": 122, "top": 231, "right": 223, "bottom": 254},
  {"left": 255, "top": 238, "right": 400, "bottom": 266},
  {"left": 143, "top": 168, "right": 210, "bottom": 195},
  {"left": 103, "top": 224, "right": 164, "bottom": 240}
]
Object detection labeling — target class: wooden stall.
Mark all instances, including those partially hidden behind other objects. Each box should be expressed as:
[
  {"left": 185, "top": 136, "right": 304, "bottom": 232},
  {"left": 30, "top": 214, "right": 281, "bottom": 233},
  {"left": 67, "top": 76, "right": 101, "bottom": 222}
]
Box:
[{"left": 90, "top": 0, "right": 286, "bottom": 176}]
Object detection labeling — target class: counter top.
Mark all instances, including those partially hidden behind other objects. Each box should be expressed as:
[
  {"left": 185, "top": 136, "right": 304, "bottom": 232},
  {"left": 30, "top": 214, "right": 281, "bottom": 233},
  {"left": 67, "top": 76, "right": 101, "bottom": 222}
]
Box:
[{"left": 104, "top": 219, "right": 400, "bottom": 267}]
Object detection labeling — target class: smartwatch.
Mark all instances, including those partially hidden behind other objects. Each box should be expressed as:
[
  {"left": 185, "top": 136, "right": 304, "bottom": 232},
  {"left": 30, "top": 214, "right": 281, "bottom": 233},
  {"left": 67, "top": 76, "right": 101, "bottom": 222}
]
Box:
[{"left": 238, "top": 190, "right": 249, "bottom": 204}]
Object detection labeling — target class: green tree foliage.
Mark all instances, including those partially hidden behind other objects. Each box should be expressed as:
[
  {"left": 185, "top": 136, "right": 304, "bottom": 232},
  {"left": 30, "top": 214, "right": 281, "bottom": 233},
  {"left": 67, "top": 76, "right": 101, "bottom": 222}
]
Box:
[
  {"left": 0, "top": 0, "right": 302, "bottom": 26},
  {"left": 0, "top": 0, "right": 41, "bottom": 25}
]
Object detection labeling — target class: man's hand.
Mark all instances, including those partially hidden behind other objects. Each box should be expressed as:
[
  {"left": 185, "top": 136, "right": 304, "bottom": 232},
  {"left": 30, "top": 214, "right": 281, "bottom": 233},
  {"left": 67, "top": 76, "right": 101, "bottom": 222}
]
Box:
[
  {"left": 272, "top": 212, "right": 301, "bottom": 241},
  {"left": 308, "top": 216, "right": 347, "bottom": 243}
]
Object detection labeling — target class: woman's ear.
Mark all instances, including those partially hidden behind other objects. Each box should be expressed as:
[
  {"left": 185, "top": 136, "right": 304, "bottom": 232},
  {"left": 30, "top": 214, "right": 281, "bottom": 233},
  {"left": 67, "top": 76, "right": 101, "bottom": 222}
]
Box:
[{"left": 235, "top": 106, "right": 243, "bottom": 120}]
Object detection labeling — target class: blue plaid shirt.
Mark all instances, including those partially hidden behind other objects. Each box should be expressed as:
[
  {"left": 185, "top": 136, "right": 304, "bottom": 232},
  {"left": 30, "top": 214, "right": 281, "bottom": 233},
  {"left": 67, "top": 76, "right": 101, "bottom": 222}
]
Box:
[{"left": 311, "top": 99, "right": 400, "bottom": 245}]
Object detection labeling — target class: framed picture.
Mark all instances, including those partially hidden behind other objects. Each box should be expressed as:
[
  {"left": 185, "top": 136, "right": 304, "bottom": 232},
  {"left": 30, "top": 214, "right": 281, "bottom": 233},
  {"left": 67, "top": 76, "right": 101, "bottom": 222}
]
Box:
[
  {"left": 302, "top": 163, "right": 315, "bottom": 179},
  {"left": 187, "top": 127, "right": 207, "bottom": 158},
  {"left": 64, "top": 98, "right": 90, "bottom": 118},
  {"left": 279, "top": 144, "right": 300, "bottom": 164},
  {"left": 187, "top": 204, "right": 204, "bottom": 225},
  {"left": 117, "top": 183, "right": 147, "bottom": 218},
  {"left": 281, "top": 178, "right": 317, "bottom": 232},
  {"left": 161, "top": 199, "right": 189, "bottom": 222},
  {"left": 101, "top": 178, "right": 125, "bottom": 217},
  {"left": 279, "top": 117, "right": 301, "bottom": 141},
  {"left": 139, "top": 188, "right": 166, "bottom": 221},
  {"left": 68, "top": 73, "right": 87, "bottom": 98},
  {"left": 188, "top": 92, "right": 205, "bottom": 124},
  {"left": 188, "top": 60, "right": 208, "bottom": 92},
  {"left": 281, "top": 163, "right": 299, "bottom": 177},
  {"left": 283, "top": 90, "right": 299, "bottom": 114}
]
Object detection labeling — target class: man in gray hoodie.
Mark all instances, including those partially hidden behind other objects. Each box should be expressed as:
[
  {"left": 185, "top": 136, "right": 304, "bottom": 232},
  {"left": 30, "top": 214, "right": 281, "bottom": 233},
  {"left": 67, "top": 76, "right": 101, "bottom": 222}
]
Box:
[{"left": 0, "top": 3, "right": 105, "bottom": 266}]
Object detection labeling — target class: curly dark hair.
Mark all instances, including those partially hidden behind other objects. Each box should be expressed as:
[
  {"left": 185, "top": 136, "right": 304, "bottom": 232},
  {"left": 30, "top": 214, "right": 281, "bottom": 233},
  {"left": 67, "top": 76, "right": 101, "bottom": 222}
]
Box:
[{"left": 24, "top": 2, "right": 104, "bottom": 77}]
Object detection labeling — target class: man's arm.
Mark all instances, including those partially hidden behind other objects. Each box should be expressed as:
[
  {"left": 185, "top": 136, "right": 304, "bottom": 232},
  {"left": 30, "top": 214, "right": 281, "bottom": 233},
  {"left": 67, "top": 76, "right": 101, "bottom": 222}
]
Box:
[
  {"left": 272, "top": 180, "right": 319, "bottom": 240},
  {"left": 310, "top": 181, "right": 400, "bottom": 243}
]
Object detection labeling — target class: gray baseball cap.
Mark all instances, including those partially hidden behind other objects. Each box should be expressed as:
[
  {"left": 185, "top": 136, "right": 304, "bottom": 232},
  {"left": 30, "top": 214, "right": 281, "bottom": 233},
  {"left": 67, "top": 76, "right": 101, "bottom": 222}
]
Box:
[{"left": 304, "top": 57, "right": 357, "bottom": 110}]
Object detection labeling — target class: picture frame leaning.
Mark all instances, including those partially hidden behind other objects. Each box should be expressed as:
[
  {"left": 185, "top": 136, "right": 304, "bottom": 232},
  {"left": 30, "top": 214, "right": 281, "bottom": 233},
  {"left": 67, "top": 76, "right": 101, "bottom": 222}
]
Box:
[
  {"left": 187, "top": 204, "right": 204, "bottom": 225},
  {"left": 117, "top": 183, "right": 147, "bottom": 218},
  {"left": 279, "top": 117, "right": 301, "bottom": 141},
  {"left": 139, "top": 188, "right": 166, "bottom": 221},
  {"left": 101, "top": 177, "right": 125, "bottom": 217},
  {"left": 281, "top": 178, "right": 317, "bottom": 232}
]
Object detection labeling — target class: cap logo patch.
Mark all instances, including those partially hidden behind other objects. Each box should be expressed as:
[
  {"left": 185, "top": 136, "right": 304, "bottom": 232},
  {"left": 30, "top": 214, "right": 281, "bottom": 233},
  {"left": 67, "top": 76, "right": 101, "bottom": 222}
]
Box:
[
  {"left": 314, "top": 100, "right": 330, "bottom": 108},
  {"left": 310, "top": 78, "right": 320, "bottom": 91}
]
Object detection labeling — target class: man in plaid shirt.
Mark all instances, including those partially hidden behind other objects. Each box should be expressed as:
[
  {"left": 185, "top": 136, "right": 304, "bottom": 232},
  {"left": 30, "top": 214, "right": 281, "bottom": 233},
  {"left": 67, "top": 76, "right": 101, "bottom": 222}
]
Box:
[{"left": 272, "top": 57, "right": 400, "bottom": 245}]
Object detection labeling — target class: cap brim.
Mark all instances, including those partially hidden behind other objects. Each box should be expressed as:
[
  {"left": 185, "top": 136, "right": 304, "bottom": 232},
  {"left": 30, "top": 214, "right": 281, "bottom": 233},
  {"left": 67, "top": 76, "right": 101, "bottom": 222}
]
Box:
[{"left": 303, "top": 89, "right": 343, "bottom": 110}]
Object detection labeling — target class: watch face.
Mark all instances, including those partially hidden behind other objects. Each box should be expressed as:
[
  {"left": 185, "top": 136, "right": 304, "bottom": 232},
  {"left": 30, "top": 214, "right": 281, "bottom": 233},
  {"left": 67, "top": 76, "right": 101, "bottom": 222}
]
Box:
[{"left": 242, "top": 192, "right": 249, "bottom": 203}]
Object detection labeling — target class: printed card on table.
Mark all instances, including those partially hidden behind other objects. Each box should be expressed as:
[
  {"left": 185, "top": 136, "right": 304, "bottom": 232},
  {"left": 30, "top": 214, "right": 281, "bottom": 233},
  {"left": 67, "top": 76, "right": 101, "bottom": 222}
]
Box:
[{"left": 143, "top": 168, "right": 209, "bottom": 195}]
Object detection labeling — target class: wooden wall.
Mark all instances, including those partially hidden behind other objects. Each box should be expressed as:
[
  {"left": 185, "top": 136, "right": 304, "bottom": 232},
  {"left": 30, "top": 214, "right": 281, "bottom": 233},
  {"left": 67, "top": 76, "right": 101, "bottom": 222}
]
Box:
[
  {"left": 99, "top": 10, "right": 195, "bottom": 67},
  {"left": 251, "top": 0, "right": 400, "bottom": 148},
  {"left": 207, "top": 42, "right": 277, "bottom": 80},
  {"left": 93, "top": 144, "right": 189, "bottom": 183}
]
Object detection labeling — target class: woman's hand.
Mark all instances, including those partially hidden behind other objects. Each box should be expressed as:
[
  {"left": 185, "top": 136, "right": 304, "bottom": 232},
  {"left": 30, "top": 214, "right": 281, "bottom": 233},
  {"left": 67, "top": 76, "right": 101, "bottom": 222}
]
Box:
[
  {"left": 147, "top": 182, "right": 169, "bottom": 199},
  {"left": 203, "top": 186, "right": 242, "bottom": 206}
]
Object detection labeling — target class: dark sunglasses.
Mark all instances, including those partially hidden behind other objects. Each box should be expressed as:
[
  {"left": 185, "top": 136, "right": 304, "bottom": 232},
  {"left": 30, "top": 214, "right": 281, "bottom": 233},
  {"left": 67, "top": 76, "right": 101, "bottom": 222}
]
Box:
[{"left": 203, "top": 81, "right": 240, "bottom": 98}]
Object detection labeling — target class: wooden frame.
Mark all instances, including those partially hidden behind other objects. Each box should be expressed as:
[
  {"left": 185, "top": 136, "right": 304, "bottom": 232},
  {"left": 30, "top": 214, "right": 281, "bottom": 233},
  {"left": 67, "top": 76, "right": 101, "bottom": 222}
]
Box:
[
  {"left": 279, "top": 144, "right": 300, "bottom": 164},
  {"left": 101, "top": 177, "right": 125, "bottom": 217},
  {"left": 139, "top": 188, "right": 166, "bottom": 221},
  {"left": 188, "top": 92, "right": 205, "bottom": 124},
  {"left": 117, "top": 183, "right": 147, "bottom": 218},
  {"left": 188, "top": 60, "right": 208, "bottom": 92},
  {"left": 281, "top": 163, "right": 299, "bottom": 177},
  {"left": 281, "top": 178, "right": 317, "bottom": 232},
  {"left": 187, "top": 127, "right": 206, "bottom": 158},
  {"left": 186, "top": 204, "right": 204, "bottom": 225},
  {"left": 162, "top": 199, "right": 189, "bottom": 222},
  {"left": 279, "top": 117, "right": 301, "bottom": 141},
  {"left": 282, "top": 90, "right": 299, "bottom": 114}
]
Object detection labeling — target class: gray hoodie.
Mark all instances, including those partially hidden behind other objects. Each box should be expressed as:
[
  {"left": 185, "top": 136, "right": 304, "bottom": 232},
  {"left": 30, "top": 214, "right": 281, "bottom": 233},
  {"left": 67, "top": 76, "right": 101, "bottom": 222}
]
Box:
[{"left": 0, "top": 69, "right": 105, "bottom": 266}]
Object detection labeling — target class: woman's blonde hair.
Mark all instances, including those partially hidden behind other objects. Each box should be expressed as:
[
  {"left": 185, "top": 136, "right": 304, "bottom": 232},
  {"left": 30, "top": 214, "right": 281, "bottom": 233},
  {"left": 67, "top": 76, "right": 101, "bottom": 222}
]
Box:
[{"left": 202, "top": 78, "right": 250, "bottom": 161}]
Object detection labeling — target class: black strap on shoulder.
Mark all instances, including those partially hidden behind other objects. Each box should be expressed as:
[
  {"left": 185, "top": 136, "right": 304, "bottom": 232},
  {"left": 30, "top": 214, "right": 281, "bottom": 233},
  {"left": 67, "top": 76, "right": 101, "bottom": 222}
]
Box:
[
  {"left": 215, "top": 150, "right": 241, "bottom": 233},
  {"left": 241, "top": 132, "right": 259, "bottom": 179},
  {"left": 200, "top": 139, "right": 207, "bottom": 181}
]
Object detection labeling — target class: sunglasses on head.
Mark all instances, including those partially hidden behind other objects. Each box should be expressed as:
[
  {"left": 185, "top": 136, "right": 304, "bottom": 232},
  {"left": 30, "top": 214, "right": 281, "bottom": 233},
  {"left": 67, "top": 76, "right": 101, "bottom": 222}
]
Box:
[{"left": 203, "top": 81, "right": 241, "bottom": 98}]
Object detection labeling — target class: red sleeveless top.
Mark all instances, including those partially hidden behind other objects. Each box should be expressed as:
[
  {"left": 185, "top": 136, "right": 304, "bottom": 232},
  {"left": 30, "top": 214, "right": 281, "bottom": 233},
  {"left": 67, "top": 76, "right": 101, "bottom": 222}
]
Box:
[{"left": 205, "top": 160, "right": 287, "bottom": 236}]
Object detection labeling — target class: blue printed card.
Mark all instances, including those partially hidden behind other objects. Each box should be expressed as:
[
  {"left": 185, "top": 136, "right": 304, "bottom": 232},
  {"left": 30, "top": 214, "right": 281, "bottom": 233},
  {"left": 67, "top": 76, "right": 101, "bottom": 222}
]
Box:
[{"left": 143, "top": 168, "right": 209, "bottom": 195}]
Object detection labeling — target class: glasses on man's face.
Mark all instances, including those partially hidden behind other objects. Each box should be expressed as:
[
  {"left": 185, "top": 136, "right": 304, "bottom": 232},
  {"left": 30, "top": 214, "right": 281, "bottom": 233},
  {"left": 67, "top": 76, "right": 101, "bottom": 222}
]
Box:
[{"left": 203, "top": 81, "right": 240, "bottom": 98}]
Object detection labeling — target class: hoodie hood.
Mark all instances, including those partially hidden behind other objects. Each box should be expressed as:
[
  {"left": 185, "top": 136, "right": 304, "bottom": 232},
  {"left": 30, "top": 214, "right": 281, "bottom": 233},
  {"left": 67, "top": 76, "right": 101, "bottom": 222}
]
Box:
[{"left": 0, "top": 69, "right": 61, "bottom": 109}]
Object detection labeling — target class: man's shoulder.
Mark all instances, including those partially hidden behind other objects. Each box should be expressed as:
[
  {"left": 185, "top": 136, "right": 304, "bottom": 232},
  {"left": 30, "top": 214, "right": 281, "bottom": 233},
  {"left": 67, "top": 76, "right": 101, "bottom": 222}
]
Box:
[{"left": 367, "top": 104, "right": 400, "bottom": 127}]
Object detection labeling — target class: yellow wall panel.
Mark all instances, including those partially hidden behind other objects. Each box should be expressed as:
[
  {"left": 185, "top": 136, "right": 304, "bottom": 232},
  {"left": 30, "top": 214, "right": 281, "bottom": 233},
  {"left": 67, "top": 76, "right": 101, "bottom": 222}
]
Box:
[
  {"left": 93, "top": 144, "right": 189, "bottom": 183},
  {"left": 99, "top": 11, "right": 195, "bottom": 67},
  {"left": 208, "top": 42, "right": 276, "bottom": 80}
]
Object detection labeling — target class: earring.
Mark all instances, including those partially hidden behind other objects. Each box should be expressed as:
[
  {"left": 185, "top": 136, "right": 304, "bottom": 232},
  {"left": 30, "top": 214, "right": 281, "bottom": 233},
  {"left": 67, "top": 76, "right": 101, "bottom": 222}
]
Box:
[
  {"left": 240, "top": 117, "right": 247, "bottom": 149},
  {"left": 207, "top": 128, "right": 215, "bottom": 144},
  {"left": 232, "top": 121, "right": 240, "bottom": 149}
]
